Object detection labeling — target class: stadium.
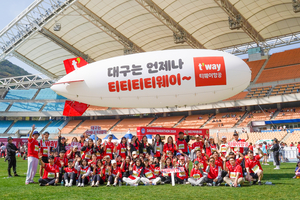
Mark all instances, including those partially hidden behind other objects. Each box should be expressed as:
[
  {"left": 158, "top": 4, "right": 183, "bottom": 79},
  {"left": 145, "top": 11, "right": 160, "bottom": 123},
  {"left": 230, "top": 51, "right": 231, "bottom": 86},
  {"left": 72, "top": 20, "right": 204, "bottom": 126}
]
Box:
[{"left": 0, "top": 0, "right": 300, "bottom": 199}]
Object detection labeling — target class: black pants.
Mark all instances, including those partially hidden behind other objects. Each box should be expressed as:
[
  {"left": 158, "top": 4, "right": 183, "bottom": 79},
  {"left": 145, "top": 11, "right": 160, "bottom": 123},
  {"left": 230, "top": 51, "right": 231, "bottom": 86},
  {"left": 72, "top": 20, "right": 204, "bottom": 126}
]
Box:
[
  {"left": 203, "top": 177, "right": 223, "bottom": 184},
  {"left": 39, "top": 178, "right": 56, "bottom": 185},
  {"left": 92, "top": 175, "right": 105, "bottom": 184},
  {"left": 7, "top": 157, "right": 16, "bottom": 176},
  {"left": 1, "top": 151, "right": 5, "bottom": 158},
  {"left": 63, "top": 172, "right": 77, "bottom": 185},
  {"left": 160, "top": 176, "right": 171, "bottom": 183},
  {"left": 123, "top": 171, "right": 130, "bottom": 178},
  {"left": 107, "top": 175, "right": 121, "bottom": 184},
  {"left": 274, "top": 152, "right": 280, "bottom": 165},
  {"left": 78, "top": 174, "right": 89, "bottom": 184},
  {"left": 221, "top": 170, "right": 228, "bottom": 178},
  {"left": 175, "top": 177, "right": 184, "bottom": 184}
]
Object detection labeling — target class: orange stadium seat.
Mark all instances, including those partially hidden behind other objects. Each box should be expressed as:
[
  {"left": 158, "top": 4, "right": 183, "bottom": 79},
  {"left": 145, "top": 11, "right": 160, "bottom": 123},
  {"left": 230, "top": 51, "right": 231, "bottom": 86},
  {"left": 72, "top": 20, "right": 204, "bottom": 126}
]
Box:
[
  {"left": 111, "top": 117, "right": 155, "bottom": 133},
  {"left": 264, "top": 48, "right": 300, "bottom": 69},
  {"left": 285, "top": 131, "right": 300, "bottom": 144},
  {"left": 150, "top": 116, "right": 184, "bottom": 128},
  {"left": 223, "top": 91, "right": 248, "bottom": 101},
  {"left": 238, "top": 109, "right": 277, "bottom": 127},
  {"left": 87, "top": 106, "right": 109, "bottom": 111},
  {"left": 73, "top": 119, "right": 119, "bottom": 134},
  {"left": 246, "top": 59, "right": 266, "bottom": 81},
  {"left": 204, "top": 112, "right": 245, "bottom": 129},
  {"left": 274, "top": 107, "right": 300, "bottom": 120},
  {"left": 60, "top": 120, "right": 82, "bottom": 134},
  {"left": 176, "top": 114, "right": 211, "bottom": 129},
  {"left": 256, "top": 64, "right": 300, "bottom": 83},
  {"left": 239, "top": 131, "right": 287, "bottom": 144}
]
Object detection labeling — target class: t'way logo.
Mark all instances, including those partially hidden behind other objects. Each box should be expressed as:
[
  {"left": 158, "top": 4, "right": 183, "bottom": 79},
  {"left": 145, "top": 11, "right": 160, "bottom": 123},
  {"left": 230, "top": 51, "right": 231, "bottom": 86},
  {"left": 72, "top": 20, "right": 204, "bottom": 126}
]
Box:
[{"left": 193, "top": 57, "right": 226, "bottom": 87}]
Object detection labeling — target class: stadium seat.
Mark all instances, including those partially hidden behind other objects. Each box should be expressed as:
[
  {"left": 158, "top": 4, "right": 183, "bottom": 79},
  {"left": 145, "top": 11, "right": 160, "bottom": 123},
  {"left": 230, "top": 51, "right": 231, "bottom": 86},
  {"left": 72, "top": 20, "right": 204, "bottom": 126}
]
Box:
[
  {"left": 4, "top": 89, "right": 38, "bottom": 100},
  {"left": 43, "top": 120, "right": 65, "bottom": 134},
  {"left": 60, "top": 120, "right": 82, "bottom": 134},
  {"left": 204, "top": 112, "right": 245, "bottom": 128},
  {"left": 9, "top": 102, "right": 44, "bottom": 112},
  {"left": 43, "top": 102, "right": 65, "bottom": 111},
  {"left": 245, "top": 59, "right": 266, "bottom": 81},
  {"left": 176, "top": 114, "right": 211, "bottom": 129},
  {"left": 264, "top": 48, "right": 300, "bottom": 69},
  {"left": 8, "top": 120, "right": 49, "bottom": 134},
  {"left": 238, "top": 109, "right": 277, "bottom": 127},
  {"left": 111, "top": 117, "right": 155, "bottom": 133},
  {"left": 149, "top": 116, "right": 184, "bottom": 128},
  {"left": 285, "top": 131, "right": 300, "bottom": 144},
  {"left": 73, "top": 119, "right": 120, "bottom": 134},
  {"left": 35, "top": 88, "right": 66, "bottom": 100},
  {"left": 274, "top": 107, "right": 300, "bottom": 120},
  {"left": 0, "top": 102, "right": 10, "bottom": 111},
  {"left": 0, "top": 120, "right": 14, "bottom": 134}
]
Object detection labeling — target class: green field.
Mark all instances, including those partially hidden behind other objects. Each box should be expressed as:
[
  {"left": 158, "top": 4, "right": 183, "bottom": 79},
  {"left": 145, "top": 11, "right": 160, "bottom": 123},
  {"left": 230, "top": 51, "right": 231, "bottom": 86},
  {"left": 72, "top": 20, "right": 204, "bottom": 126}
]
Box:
[{"left": 0, "top": 157, "right": 298, "bottom": 200}]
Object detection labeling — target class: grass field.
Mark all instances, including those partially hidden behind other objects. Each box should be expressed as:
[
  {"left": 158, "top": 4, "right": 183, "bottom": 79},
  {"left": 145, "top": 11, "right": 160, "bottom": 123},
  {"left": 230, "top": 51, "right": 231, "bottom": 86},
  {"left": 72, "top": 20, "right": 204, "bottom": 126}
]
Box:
[{"left": 0, "top": 157, "right": 298, "bottom": 200}]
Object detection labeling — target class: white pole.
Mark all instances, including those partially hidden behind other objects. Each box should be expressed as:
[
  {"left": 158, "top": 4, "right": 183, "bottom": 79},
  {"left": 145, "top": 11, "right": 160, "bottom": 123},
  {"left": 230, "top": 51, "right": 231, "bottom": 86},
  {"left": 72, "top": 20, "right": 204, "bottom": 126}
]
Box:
[{"left": 171, "top": 172, "right": 175, "bottom": 186}]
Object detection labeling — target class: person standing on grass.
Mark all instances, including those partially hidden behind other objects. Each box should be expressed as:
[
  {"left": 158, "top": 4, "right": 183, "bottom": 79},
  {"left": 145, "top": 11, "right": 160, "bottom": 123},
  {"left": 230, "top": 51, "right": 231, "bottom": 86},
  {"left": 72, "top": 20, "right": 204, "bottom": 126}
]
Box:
[
  {"left": 262, "top": 141, "right": 269, "bottom": 165},
  {"left": 25, "top": 125, "right": 40, "bottom": 185},
  {"left": 6, "top": 137, "right": 19, "bottom": 177},
  {"left": 39, "top": 132, "right": 50, "bottom": 178},
  {"left": 176, "top": 131, "right": 190, "bottom": 157},
  {"left": 1, "top": 143, "right": 6, "bottom": 158},
  {"left": 270, "top": 138, "right": 280, "bottom": 170}
]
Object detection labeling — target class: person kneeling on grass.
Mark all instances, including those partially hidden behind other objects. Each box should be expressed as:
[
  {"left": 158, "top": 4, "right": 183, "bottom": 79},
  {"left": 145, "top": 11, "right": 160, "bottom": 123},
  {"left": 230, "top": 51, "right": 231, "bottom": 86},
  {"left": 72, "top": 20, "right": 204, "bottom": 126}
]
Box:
[
  {"left": 140, "top": 158, "right": 161, "bottom": 185},
  {"left": 122, "top": 158, "right": 143, "bottom": 186},
  {"left": 223, "top": 157, "right": 245, "bottom": 187},
  {"left": 293, "top": 161, "right": 300, "bottom": 179},
  {"left": 63, "top": 160, "right": 77, "bottom": 187},
  {"left": 188, "top": 161, "right": 205, "bottom": 186},
  {"left": 75, "top": 158, "right": 91, "bottom": 187},
  {"left": 107, "top": 160, "right": 122, "bottom": 187},
  {"left": 245, "top": 150, "right": 264, "bottom": 185},
  {"left": 91, "top": 160, "right": 106, "bottom": 187},
  {"left": 39, "top": 155, "right": 60, "bottom": 186},
  {"left": 200, "top": 157, "right": 223, "bottom": 186}
]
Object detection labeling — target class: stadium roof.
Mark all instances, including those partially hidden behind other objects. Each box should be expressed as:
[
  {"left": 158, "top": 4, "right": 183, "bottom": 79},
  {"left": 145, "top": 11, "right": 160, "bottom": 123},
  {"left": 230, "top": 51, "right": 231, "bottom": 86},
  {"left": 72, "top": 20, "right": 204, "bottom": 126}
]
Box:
[{"left": 1, "top": 0, "right": 300, "bottom": 79}]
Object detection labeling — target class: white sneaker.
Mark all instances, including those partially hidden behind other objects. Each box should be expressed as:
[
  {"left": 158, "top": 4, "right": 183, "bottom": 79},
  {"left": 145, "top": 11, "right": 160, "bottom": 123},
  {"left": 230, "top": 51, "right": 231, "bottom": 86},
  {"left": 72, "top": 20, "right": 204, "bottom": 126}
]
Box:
[
  {"left": 65, "top": 182, "right": 69, "bottom": 187},
  {"left": 69, "top": 182, "right": 72, "bottom": 187},
  {"left": 106, "top": 183, "right": 110, "bottom": 187},
  {"left": 91, "top": 181, "right": 95, "bottom": 187},
  {"left": 95, "top": 182, "right": 99, "bottom": 187},
  {"left": 265, "top": 163, "right": 269, "bottom": 165},
  {"left": 81, "top": 183, "right": 84, "bottom": 187},
  {"left": 77, "top": 183, "right": 81, "bottom": 187}
]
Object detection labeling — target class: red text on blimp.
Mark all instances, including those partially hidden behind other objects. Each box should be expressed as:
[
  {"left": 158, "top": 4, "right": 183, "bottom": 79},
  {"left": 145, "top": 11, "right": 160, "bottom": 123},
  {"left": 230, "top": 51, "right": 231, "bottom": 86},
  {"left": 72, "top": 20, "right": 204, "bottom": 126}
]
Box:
[{"left": 108, "top": 73, "right": 185, "bottom": 92}]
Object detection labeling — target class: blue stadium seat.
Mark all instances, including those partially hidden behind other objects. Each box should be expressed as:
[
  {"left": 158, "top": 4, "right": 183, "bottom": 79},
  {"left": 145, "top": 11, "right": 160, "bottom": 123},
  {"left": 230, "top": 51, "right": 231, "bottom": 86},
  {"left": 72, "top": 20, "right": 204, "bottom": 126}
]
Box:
[
  {"left": 9, "top": 102, "right": 44, "bottom": 112},
  {"left": 8, "top": 120, "right": 49, "bottom": 134},
  {"left": 0, "top": 120, "right": 14, "bottom": 133},
  {"left": 35, "top": 88, "right": 66, "bottom": 100},
  {"left": 4, "top": 89, "right": 38, "bottom": 100},
  {"left": 43, "top": 120, "right": 65, "bottom": 133},
  {"left": 43, "top": 102, "right": 65, "bottom": 111},
  {"left": 0, "top": 102, "right": 10, "bottom": 111}
]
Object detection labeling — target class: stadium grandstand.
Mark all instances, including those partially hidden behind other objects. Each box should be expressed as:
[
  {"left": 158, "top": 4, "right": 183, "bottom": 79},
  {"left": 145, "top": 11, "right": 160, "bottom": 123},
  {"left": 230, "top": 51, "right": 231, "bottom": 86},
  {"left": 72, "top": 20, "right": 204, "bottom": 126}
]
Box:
[{"left": 1, "top": 0, "right": 300, "bottom": 146}]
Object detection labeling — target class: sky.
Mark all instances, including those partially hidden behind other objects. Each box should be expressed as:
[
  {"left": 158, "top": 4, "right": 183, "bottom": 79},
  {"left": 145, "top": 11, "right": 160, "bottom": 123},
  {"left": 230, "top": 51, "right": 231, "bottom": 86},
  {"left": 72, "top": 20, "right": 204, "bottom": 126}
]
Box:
[{"left": 0, "top": 0, "right": 300, "bottom": 78}]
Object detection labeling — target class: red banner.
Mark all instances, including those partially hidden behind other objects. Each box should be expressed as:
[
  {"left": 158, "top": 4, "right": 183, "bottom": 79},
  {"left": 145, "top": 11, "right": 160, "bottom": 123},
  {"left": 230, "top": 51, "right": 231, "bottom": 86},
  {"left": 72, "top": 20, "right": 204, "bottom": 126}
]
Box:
[
  {"left": 228, "top": 141, "right": 248, "bottom": 147},
  {"left": 136, "top": 127, "right": 209, "bottom": 140}
]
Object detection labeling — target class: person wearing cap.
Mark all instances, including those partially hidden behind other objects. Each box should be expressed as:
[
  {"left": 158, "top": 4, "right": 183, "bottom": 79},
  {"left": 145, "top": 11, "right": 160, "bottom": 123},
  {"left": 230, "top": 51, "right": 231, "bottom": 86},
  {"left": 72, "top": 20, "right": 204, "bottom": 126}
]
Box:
[
  {"left": 215, "top": 131, "right": 229, "bottom": 156},
  {"left": 103, "top": 134, "right": 115, "bottom": 159},
  {"left": 191, "top": 135, "right": 204, "bottom": 161},
  {"left": 176, "top": 130, "right": 190, "bottom": 156},
  {"left": 270, "top": 138, "right": 280, "bottom": 169},
  {"left": 57, "top": 129, "right": 66, "bottom": 153},
  {"left": 140, "top": 158, "right": 161, "bottom": 185},
  {"left": 6, "top": 137, "right": 19, "bottom": 177},
  {"left": 38, "top": 155, "right": 60, "bottom": 186},
  {"left": 230, "top": 132, "right": 249, "bottom": 155},
  {"left": 39, "top": 131, "right": 50, "bottom": 178},
  {"left": 188, "top": 160, "right": 205, "bottom": 186},
  {"left": 107, "top": 160, "right": 122, "bottom": 187},
  {"left": 25, "top": 125, "right": 40, "bottom": 185}
]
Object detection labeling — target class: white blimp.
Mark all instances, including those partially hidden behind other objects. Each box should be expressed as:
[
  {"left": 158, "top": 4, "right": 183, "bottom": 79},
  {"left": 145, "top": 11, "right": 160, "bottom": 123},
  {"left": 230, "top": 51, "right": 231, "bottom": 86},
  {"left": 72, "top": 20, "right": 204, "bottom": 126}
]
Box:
[{"left": 51, "top": 49, "right": 251, "bottom": 116}]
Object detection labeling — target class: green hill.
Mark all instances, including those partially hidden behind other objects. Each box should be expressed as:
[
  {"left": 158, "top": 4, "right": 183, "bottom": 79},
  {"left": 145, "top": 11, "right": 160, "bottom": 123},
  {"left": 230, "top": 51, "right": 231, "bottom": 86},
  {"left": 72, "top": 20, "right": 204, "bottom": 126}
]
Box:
[{"left": 0, "top": 60, "right": 30, "bottom": 78}]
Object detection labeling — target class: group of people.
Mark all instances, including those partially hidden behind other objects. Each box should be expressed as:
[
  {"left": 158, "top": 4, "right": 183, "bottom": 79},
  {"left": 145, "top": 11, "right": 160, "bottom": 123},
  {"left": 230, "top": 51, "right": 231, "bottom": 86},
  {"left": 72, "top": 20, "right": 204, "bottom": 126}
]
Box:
[{"left": 19, "top": 124, "right": 274, "bottom": 188}]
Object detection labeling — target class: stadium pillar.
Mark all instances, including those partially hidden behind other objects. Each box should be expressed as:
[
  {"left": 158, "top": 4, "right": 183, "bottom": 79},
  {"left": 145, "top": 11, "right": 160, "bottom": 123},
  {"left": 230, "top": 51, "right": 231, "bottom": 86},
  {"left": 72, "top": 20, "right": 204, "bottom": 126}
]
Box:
[
  {"left": 216, "top": 109, "right": 219, "bottom": 114},
  {"left": 241, "top": 107, "right": 245, "bottom": 111},
  {"left": 188, "top": 111, "right": 192, "bottom": 116},
  {"left": 277, "top": 103, "right": 281, "bottom": 110},
  {"left": 163, "top": 113, "right": 167, "bottom": 117},
  {"left": 246, "top": 106, "right": 251, "bottom": 112}
]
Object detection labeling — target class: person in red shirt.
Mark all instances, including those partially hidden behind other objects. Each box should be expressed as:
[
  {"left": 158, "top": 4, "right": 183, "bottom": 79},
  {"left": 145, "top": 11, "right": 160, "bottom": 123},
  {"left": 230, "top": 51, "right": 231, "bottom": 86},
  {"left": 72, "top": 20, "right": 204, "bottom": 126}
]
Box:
[
  {"left": 115, "top": 137, "right": 128, "bottom": 159},
  {"left": 54, "top": 150, "right": 68, "bottom": 181},
  {"left": 66, "top": 146, "right": 78, "bottom": 160},
  {"left": 174, "top": 156, "right": 189, "bottom": 184},
  {"left": 107, "top": 160, "right": 122, "bottom": 187},
  {"left": 122, "top": 158, "right": 143, "bottom": 186},
  {"left": 91, "top": 160, "right": 106, "bottom": 187},
  {"left": 212, "top": 151, "right": 223, "bottom": 170},
  {"left": 176, "top": 131, "right": 190, "bottom": 156},
  {"left": 75, "top": 158, "right": 91, "bottom": 187},
  {"left": 25, "top": 125, "right": 40, "bottom": 185},
  {"left": 121, "top": 156, "right": 131, "bottom": 178},
  {"left": 63, "top": 159, "right": 77, "bottom": 187},
  {"left": 224, "top": 157, "right": 245, "bottom": 187},
  {"left": 140, "top": 158, "right": 161, "bottom": 185},
  {"left": 188, "top": 161, "right": 205, "bottom": 186},
  {"left": 163, "top": 136, "right": 177, "bottom": 156},
  {"left": 159, "top": 156, "right": 173, "bottom": 184},
  {"left": 205, "top": 136, "right": 218, "bottom": 157},
  {"left": 230, "top": 132, "right": 249, "bottom": 155},
  {"left": 245, "top": 150, "right": 264, "bottom": 185},
  {"left": 193, "top": 150, "right": 208, "bottom": 171},
  {"left": 200, "top": 157, "right": 223, "bottom": 186},
  {"left": 191, "top": 135, "right": 204, "bottom": 161},
  {"left": 290, "top": 142, "right": 294, "bottom": 147},
  {"left": 104, "top": 135, "right": 115, "bottom": 159},
  {"left": 39, "top": 132, "right": 50, "bottom": 178},
  {"left": 94, "top": 139, "right": 104, "bottom": 160},
  {"left": 152, "top": 134, "right": 164, "bottom": 160},
  {"left": 81, "top": 139, "right": 94, "bottom": 161},
  {"left": 297, "top": 142, "right": 300, "bottom": 156},
  {"left": 38, "top": 155, "right": 60, "bottom": 186}
]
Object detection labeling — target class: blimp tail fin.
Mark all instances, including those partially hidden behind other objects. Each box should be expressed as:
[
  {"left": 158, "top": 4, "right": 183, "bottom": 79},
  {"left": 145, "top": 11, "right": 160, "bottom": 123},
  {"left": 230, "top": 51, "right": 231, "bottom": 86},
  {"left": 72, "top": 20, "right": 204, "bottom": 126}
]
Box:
[
  {"left": 63, "top": 57, "right": 88, "bottom": 74},
  {"left": 63, "top": 100, "right": 90, "bottom": 116}
]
